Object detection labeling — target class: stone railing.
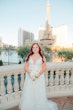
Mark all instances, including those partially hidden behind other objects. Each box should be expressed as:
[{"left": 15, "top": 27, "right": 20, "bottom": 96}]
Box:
[
  {"left": 0, "top": 62, "right": 73, "bottom": 110},
  {"left": 46, "top": 62, "right": 73, "bottom": 98},
  {"left": 0, "top": 64, "right": 25, "bottom": 110}
]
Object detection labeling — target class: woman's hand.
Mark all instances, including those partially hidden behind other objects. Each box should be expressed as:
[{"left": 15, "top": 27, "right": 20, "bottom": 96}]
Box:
[
  {"left": 29, "top": 73, "right": 35, "bottom": 81},
  {"left": 37, "top": 73, "right": 41, "bottom": 78}
]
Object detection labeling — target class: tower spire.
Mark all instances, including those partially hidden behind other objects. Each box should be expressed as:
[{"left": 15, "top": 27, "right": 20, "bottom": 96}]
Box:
[
  {"left": 46, "top": 0, "right": 50, "bottom": 25},
  {"left": 47, "top": 0, "right": 50, "bottom": 3}
]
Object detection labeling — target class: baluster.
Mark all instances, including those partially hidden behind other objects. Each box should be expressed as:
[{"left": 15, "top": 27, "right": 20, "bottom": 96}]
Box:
[
  {"left": 11, "top": 74, "right": 15, "bottom": 92},
  {"left": 0, "top": 74, "right": 5, "bottom": 96},
  {"left": 59, "top": 70, "right": 61, "bottom": 85},
  {"left": 21, "top": 72, "right": 25, "bottom": 90},
  {"left": 7, "top": 73, "right": 12, "bottom": 94},
  {"left": 55, "top": 69, "right": 59, "bottom": 86},
  {"left": 18, "top": 73, "right": 21, "bottom": 91},
  {"left": 60, "top": 69, "right": 66, "bottom": 92},
  {"left": 45, "top": 70, "right": 49, "bottom": 87},
  {"left": 60, "top": 69, "right": 64, "bottom": 85},
  {"left": 70, "top": 68, "right": 73, "bottom": 85},
  {"left": 14, "top": 73, "right": 19, "bottom": 92},
  {"left": 4, "top": 75, "right": 8, "bottom": 94},
  {"left": 65, "top": 69, "right": 69, "bottom": 85},
  {"left": 49, "top": 70, "right": 54, "bottom": 86}
]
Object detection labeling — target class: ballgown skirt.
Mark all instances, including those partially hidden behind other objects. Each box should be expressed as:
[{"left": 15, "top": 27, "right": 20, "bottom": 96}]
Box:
[{"left": 19, "top": 73, "right": 58, "bottom": 110}]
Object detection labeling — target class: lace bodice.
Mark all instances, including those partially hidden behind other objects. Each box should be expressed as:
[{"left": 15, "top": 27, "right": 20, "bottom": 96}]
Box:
[{"left": 28, "top": 56, "right": 42, "bottom": 73}]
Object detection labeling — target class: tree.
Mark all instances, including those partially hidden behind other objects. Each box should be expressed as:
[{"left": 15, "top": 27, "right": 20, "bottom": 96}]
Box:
[
  {"left": 18, "top": 45, "right": 52, "bottom": 62},
  {"left": 41, "top": 45, "right": 52, "bottom": 61},
  {"left": 41, "top": 45, "right": 52, "bottom": 53},
  {"left": 18, "top": 46, "right": 31, "bottom": 61},
  {"left": 58, "top": 49, "right": 73, "bottom": 61}
]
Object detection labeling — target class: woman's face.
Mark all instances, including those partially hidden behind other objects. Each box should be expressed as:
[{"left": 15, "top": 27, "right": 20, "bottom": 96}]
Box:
[{"left": 32, "top": 44, "right": 39, "bottom": 54}]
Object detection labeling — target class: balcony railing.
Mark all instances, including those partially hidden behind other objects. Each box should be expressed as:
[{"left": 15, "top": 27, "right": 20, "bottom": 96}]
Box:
[{"left": 0, "top": 62, "right": 73, "bottom": 110}]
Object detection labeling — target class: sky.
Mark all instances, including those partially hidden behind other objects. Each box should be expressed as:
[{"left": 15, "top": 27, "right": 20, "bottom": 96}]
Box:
[{"left": 0, "top": 0, "right": 73, "bottom": 46}]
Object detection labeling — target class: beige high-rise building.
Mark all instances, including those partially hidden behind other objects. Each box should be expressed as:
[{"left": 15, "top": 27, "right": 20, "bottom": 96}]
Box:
[
  {"left": 52, "top": 25, "right": 68, "bottom": 47},
  {"left": 18, "top": 28, "right": 34, "bottom": 46}
]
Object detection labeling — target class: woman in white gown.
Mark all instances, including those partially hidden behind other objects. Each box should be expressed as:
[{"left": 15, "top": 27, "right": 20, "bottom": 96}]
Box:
[{"left": 19, "top": 43, "right": 58, "bottom": 110}]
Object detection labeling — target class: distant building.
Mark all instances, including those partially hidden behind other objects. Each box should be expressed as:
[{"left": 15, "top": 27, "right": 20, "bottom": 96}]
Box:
[
  {"left": 38, "top": 1, "right": 70, "bottom": 48},
  {"left": 39, "top": 26, "right": 56, "bottom": 47},
  {"left": 39, "top": 1, "right": 56, "bottom": 47},
  {"left": 52, "top": 24, "right": 68, "bottom": 47},
  {"left": 18, "top": 28, "right": 34, "bottom": 46}
]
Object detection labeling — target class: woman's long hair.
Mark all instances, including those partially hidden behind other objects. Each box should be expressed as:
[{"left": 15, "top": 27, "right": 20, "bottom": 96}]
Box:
[{"left": 25, "top": 43, "right": 44, "bottom": 63}]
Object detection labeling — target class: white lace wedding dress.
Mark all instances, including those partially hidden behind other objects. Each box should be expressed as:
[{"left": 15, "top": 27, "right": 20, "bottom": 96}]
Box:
[{"left": 19, "top": 56, "right": 58, "bottom": 110}]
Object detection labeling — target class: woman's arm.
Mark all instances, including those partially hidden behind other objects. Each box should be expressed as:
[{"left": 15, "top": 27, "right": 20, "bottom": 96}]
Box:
[{"left": 38, "top": 56, "right": 47, "bottom": 77}]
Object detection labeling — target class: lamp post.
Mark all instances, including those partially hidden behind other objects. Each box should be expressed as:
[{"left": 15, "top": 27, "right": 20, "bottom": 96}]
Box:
[
  {"left": 6, "top": 45, "right": 10, "bottom": 65},
  {"left": 8, "top": 47, "right": 9, "bottom": 65}
]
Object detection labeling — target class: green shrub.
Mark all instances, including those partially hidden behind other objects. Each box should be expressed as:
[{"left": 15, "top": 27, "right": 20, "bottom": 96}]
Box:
[
  {"left": 18, "top": 46, "right": 31, "bottom": 61},
  {"left": 58, "top": 49, "right": 73, "bottom": 61},
  {"left": 0, "top": 60, "right": 3, "bottom": 66}
]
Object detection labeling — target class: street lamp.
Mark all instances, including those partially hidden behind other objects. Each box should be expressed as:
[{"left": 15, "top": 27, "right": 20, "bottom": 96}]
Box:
[{"left": 8, "top": 47, "right": 9, "bottom": 65}]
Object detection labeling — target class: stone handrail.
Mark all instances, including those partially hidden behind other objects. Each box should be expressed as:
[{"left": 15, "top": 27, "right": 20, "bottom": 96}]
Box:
[
  {"left": 0, "top": 62, "right": 73, "bottom": 109},
  {"left": 46, "top": 62, "right": 73, "bottom": 98},
  {"left": 0, "top": 64, "right": 25, "bottom": 109}
]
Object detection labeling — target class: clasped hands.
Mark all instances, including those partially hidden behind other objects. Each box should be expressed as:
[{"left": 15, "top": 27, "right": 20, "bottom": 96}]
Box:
[{"left": 29, "top": 71, "right": 40, "bottom": 81}]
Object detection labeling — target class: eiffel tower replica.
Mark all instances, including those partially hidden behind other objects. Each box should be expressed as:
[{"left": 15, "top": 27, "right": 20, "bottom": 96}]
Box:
[{"left": 40, "top": 1, "right": 56, "bottom": 47}]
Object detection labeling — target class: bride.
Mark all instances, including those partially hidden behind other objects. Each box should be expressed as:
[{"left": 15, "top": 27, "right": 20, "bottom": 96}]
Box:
[{"left": 19, "top": 43, "right": 58, "bottom": 110}]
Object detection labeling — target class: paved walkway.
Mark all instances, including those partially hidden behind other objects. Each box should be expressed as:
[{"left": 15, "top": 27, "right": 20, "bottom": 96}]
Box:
[
  {"left": 49, "top": 96, "right": 73, "bottom": 110},
  {"left": 7, "top": 96, "right": 73, "bottom": 110}
]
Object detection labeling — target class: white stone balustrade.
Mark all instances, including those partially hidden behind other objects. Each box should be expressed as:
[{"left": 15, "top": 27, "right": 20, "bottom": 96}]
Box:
[
  {"left": 46, "top": 62, "right": 73, "bottom": 98},
  {"left": 0, "top": 62, "right": 73, "bottom": 110}
]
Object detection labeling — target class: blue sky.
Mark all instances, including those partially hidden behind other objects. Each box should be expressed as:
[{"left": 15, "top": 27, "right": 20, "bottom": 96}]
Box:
[{"left": 0, "top": 0, "right": 73, "bottom": 46}]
